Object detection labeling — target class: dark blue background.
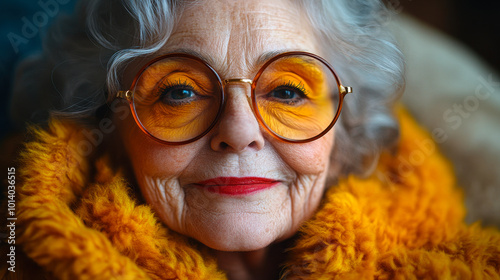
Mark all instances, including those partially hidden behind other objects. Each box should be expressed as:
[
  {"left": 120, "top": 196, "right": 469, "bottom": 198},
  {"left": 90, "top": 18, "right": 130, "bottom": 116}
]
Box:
[{"left": 0, "top": 0, "right": 76, "bottom": 139}]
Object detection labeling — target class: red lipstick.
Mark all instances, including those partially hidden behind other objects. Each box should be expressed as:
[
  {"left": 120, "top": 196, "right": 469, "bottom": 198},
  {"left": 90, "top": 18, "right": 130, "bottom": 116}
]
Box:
[{"left": 195, "top": 177, "right": 280, "bottom": 195}]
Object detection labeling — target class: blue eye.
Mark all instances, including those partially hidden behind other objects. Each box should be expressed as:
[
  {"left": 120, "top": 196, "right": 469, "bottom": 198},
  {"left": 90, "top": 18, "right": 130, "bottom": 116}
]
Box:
[
  {"left": 272, "top": 88, "right": 299, "bottom": 100},
  {"left": 157, "top": 82, "right": 198, "bottom": 106},
  {"left": 268, "top": 85, "right": 308, "bottom": 105},
  {"left": 160, "top": 88, "right": 196, "bottom": 105},
  {"left": 169, "top": 89, "right": 195, "bottom": 100}
]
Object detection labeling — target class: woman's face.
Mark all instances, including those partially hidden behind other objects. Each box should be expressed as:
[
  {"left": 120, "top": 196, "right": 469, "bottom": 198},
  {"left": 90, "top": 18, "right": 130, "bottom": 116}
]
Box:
[{"left": 116, "top": 0, "right": 334, "bottom": 251}]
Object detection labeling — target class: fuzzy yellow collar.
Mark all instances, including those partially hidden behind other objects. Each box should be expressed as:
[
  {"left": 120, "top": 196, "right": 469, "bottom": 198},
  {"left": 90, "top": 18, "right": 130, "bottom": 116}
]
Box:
[{"left": 14, "top": 108, "right": 500, "bottom": 279}]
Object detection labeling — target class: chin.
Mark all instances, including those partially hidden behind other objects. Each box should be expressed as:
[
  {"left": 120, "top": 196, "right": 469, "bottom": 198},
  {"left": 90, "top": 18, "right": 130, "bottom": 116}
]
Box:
[{"left": 187, "top": 212, "right": 288, "bottom": 252}]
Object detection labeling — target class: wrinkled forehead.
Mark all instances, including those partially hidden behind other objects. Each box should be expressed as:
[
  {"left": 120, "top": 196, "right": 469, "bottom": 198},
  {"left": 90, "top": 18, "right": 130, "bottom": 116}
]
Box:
[{"left": 161, "top": 0, "right": 319, "bottom": 77}]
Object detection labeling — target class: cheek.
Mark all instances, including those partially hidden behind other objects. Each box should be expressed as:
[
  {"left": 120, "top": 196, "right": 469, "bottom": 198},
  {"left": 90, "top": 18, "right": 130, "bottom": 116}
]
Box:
[
  {"left": 271, "top": 131, "right": 334, "bottom": 240},
  {"left": 117, "top": 111, "right": 204, "bottom": 177},
  {"left": 272, "top": 131, "right": 334, "bottom": 176}
]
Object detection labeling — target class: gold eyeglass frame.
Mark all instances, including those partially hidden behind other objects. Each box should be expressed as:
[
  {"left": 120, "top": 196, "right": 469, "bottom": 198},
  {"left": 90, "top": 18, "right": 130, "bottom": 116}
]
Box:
[{"left": 116, "top": 51, "right": 353, "bottom": 145}]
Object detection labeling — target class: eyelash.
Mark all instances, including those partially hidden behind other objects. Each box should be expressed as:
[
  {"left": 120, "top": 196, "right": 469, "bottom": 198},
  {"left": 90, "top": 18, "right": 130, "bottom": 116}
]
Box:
[
  {"left": 268, "top": 79, "right": 310, "bottom": 106},
  {"left": 156, "top": 79, "right": 195, "bottom": 96},
  {"left": 281, "top": 80, "right": 308, "bottom": 96},
  {"left": 155, "top": 79, "right": 198, "bottom": 106}
]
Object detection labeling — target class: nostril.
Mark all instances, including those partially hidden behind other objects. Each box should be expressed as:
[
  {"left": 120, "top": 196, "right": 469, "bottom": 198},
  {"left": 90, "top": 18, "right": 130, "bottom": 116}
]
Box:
[
  {"left": 217, "top": 141, "right": 259, "bottom": 152},
  {"left": 219, "top": 142, "right": 229, "bottom": 150},
  {"left": 248, "top": 141, "right": 258, "bottom": 149}
]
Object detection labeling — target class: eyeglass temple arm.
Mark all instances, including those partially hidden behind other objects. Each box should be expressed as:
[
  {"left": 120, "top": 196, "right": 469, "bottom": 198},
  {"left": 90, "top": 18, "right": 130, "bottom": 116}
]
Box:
[
  {"left": 340, "top": 85, "right": 352, "bottom": 96},
  {"left": 116, "top": 90, "right": 133, "bottom": 100}
]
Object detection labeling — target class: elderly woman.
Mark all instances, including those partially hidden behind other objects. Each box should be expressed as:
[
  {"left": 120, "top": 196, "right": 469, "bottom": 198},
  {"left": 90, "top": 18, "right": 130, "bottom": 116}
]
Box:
[{"left": 5, "top": 0, "right": 500, "bottom": 279}]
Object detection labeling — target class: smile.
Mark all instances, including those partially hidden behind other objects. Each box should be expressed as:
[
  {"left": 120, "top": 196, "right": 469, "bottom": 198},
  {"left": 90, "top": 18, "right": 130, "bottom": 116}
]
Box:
[{"left": 194, "top": 177, "right": 280, "bottom": 196}]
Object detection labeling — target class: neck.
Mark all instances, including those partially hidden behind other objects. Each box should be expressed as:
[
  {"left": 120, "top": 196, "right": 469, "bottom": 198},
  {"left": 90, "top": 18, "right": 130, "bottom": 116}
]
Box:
[{"left": 212, "top": 241, "right": 290, "bottom": 280}]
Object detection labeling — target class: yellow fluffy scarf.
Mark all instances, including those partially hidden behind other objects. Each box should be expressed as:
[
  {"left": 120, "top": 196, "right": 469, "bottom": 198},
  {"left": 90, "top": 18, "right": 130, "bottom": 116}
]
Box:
[{"left": 4, "top": 109, "right": 500, "bottom": 279}]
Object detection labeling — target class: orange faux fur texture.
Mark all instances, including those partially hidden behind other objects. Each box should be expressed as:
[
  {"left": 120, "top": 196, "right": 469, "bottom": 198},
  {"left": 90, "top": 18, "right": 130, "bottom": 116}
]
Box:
[{"left": 3, "top": 108, "right": 499, "bottom": 279}]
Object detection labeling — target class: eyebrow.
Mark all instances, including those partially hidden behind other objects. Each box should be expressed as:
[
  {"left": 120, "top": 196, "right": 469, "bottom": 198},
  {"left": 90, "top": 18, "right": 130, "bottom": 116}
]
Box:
[
  {"left": 253, "top": 49, "right": 314, "bottom": 69},
  {"left": 164, "top": 48, "right": 311, "bottom": 72},
  {"left": 254, "top": 50, "right": 286, "bottom": 66},
  {"left": 165, "top": 48, "right": 217, "bottom": 67}
]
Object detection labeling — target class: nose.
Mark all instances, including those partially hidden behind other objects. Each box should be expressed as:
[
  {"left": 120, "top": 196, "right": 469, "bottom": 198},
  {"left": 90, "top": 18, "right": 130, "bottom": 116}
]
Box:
[{"left": 210, "top": 83, "right": 265, "bottom": 153}]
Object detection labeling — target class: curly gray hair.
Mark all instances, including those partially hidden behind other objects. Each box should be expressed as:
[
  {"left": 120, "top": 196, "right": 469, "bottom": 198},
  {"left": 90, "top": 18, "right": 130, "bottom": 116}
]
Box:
[{"left": 10, "top": 0, "right": 404, "bottom": 178}]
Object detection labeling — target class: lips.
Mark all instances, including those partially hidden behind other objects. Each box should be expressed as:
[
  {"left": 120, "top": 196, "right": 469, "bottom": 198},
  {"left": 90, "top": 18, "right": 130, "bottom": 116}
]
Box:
[{"left": 194, "top": 177, "right": 280, "bottom": 195}]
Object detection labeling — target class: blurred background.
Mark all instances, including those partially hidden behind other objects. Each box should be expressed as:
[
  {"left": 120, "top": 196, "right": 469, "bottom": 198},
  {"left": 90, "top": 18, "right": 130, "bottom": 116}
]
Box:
[
  {"left": 1, "top": 0, "right": 76, "bottom": 138},
  {"left": 401, "top": 0, "right": 499, "bottom": 73}
]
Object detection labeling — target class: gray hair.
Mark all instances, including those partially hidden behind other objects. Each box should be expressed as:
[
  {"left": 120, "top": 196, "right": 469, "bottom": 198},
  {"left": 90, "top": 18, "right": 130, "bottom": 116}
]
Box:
[{"left": 10, "top": 0, "right": 404, "bottom": 177}]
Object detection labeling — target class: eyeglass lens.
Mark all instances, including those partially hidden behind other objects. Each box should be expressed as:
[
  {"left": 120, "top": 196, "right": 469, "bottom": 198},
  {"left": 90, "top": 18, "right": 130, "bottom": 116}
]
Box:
[
  {"left": 131, "top": 54, "right": 340, "bottom": 143},
  {"left": 253, "top": 55, "right": 339, "bottom": 141}
]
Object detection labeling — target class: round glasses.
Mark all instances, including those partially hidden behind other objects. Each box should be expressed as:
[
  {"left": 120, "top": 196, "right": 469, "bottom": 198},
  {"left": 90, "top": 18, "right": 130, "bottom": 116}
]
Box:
[{"left": 116, "top": 52, "right": 352, "bottom": 145}]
